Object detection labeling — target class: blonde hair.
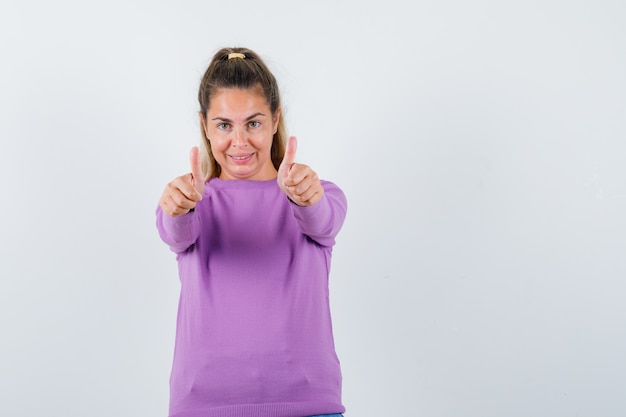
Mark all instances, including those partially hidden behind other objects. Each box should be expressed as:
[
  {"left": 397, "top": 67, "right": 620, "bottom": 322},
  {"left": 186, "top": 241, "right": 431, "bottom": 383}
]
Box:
[{"left": 197, "top": 47, "right": 287, "bottom": 180}]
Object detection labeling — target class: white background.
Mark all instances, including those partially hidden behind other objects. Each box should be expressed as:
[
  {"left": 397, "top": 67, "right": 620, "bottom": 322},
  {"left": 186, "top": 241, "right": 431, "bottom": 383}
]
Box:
[{"left": 1, "top": 0, "right": 625, "bottom": 416}]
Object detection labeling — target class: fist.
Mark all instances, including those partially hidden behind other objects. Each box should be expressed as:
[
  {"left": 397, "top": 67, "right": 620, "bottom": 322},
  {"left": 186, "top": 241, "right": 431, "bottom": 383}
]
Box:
[
  {"left": 277, "top": 136, "right": 324, "bottom": 206},
  {"left": 159, "top": 147, "right": 205, "bottom": 217}
]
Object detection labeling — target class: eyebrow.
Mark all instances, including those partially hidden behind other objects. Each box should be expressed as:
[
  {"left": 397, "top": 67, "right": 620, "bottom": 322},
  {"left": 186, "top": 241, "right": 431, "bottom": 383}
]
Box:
[{"left": 211, "top": 112, "right": 267, "bottom": 122}]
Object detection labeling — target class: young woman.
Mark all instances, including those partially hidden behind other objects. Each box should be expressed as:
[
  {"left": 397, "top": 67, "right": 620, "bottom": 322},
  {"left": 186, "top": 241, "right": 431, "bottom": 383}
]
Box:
[{"left": 157, "top": 47, "right": 347, "bottom": 417}]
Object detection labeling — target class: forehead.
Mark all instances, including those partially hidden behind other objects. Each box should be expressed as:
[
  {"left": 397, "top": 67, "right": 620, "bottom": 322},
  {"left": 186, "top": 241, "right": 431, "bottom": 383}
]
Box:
[{"left": 208, "top": 87, "right": 269, "bottom": 113}]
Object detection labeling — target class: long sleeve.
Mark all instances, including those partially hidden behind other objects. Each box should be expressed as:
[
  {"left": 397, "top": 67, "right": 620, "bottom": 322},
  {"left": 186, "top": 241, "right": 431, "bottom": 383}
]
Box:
[
  {"left": 157, "top": 178, "right": 347, "bottom": 417},
  {"left": 290, "top": 181, "right": 347, "bottom": 247},
  {"left": 156, "top": 207, "right": 202, "bottom": 254}
]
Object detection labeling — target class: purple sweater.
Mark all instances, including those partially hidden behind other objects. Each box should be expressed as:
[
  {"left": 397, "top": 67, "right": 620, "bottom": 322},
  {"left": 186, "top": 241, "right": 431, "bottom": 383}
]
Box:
[{"left": 156, "top": 178, "right": 347, "bottom": 417}]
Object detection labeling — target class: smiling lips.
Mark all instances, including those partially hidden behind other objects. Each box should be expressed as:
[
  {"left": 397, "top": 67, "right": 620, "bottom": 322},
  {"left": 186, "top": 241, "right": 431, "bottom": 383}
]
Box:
[{"left": 229, "top": 153, "right": 254, "bottom": 163}]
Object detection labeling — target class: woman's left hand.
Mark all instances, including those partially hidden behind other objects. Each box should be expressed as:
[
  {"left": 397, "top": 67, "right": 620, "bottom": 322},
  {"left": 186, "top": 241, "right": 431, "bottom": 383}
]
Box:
[{"left": 277, "top": 136, "right": 324, "bottom": 206}]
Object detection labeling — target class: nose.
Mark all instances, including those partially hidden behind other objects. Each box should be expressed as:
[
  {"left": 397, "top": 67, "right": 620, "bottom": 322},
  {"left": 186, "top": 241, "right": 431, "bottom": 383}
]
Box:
[{"left": 232, "top": 127, "right": 248, "bottom": 147}]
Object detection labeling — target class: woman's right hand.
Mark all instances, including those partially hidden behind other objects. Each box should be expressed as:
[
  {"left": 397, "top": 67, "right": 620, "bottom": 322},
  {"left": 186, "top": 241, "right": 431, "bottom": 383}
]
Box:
[{"left": 159, "top": 147, "right": 205, "bottom": 217}]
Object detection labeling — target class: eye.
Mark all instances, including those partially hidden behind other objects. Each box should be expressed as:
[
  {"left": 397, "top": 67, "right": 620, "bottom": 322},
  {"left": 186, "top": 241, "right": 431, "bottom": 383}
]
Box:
[
  {"left": 217, "top": 123, "right": 230, "bottom": 130},
  {"left": 248, "top": 121, "right": 260, "bottom": 128}
]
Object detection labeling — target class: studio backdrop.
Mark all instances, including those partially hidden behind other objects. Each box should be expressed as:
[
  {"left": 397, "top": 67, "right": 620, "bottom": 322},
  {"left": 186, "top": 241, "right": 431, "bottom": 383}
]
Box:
[{"left": 1, "top": 1, "right": 625, "bottom": 416}]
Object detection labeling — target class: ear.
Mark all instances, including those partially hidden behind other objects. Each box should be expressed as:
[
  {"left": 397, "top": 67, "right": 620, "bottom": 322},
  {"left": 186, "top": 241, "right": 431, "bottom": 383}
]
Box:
[
  {"left": 272, "top": 107, "right": 281, "bottom": 134},
  {"left": 199, "top": 112, "right": 210, "bottom": 139}
]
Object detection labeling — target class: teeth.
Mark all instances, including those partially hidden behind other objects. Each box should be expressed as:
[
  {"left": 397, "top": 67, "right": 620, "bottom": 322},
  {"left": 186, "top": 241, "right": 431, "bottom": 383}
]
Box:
[{"left": 232, "top": 154, "right": 251, "bottom": 160}]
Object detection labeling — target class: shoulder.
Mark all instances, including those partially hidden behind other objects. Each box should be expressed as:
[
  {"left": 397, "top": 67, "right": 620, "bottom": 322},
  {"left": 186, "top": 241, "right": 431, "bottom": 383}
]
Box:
[
  {"left": 321, "top": 180, "right": 346, "bottom": 197},
  {"left": 320, "top": 180, "right": 348, "bottom": 211},
  {"left": 321, "top": 179, "right": 343, "bottom": 192}
]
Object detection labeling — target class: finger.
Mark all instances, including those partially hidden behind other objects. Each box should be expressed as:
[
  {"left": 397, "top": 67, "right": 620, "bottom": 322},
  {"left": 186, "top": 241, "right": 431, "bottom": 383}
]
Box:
[
  {"left": 161, "top": 193, "right": 195, "bottom": 217},
  {"left": 170, "top": 184, "right": 201, "bottom": 207},
  {"left": 189, "top": 146, "right": 205, "bottom": 194},
  {"left": 169, "top": 174, "right": 202, "bottom": 201},
  {"left": 279, "top": 136, "right": 297, "bottom": 176},
  {"left": 288, "top": 186, "right": 323, "bottom": 207},
  {"left": 283, "top": 164, "right": 315, "bottom": 187},
  {"left": 285, "top": 167, "right": 323, "bottom": 205},
  {"left": 287, "top": 172, "right": 312, "bottom": 195},
  {"left": 166, "top": 195, "right": 194, "bottom": 216},
  {"left": 283, "top": 136, "right": 297, "bottom": 167},
  {"left": 291, "top": 178, "right": 319, "bottom": 200},
  {"left": 299, "top": 190, "right": 322, "bottom": 206}
]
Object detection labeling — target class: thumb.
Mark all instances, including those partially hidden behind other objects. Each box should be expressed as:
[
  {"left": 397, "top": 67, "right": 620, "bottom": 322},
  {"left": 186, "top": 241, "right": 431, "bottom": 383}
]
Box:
[
  {"left": 278, "top": 136, "right": 297, "bottom": 178},
  {"left": 189, "top": 146, "right": 205, "bottom": 195}
]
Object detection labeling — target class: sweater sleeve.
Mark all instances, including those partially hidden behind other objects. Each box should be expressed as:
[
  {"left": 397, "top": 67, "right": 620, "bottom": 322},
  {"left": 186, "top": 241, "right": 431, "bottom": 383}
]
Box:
[
  {"left": 289, "top": 181, "right": 347, "bottom": 247},
  {"left": 155, "top": 206, "right": 201, "bottom": 254}
]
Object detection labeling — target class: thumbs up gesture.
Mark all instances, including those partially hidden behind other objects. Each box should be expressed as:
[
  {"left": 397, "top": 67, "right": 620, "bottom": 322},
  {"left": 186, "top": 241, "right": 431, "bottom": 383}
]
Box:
[
  {"left": 277, "top": 136, "right": 324, "bottom": 206},
  {"left": 159, "top": 147, "right": 205, "bottom": 217}
]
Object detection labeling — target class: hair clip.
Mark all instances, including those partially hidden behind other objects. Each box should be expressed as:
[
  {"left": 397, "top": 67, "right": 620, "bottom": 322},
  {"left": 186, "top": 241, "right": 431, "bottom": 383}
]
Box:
[{"left": 228, "top": 52, "right": 246, "bottom": 60}]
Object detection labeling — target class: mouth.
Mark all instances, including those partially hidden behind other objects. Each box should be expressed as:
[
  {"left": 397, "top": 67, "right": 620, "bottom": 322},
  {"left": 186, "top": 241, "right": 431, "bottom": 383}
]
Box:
[{"left": 228, "top": 153, "right": 255, "bottom": 163}]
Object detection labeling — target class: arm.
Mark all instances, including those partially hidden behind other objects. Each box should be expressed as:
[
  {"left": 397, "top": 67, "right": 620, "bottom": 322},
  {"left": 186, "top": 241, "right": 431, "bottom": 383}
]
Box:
[
  {"left": 156, "top": 146, "right": 205, "bottom": 254},
  {"left": 276, "top": 137, "right": 347, "bottom": 247},
  {"left": 156, "top": 207, "right": 202, "bottom": 254},
  {"left": 289, "top": 181, "right": 347, "bottom": 247}
]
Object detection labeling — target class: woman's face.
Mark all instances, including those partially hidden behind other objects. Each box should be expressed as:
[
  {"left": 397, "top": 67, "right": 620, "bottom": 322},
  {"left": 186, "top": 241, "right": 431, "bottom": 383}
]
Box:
[{"left": 202, "top": 87, "right": 280, "bottom": 181}]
